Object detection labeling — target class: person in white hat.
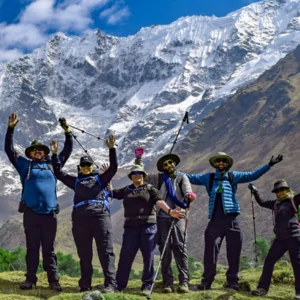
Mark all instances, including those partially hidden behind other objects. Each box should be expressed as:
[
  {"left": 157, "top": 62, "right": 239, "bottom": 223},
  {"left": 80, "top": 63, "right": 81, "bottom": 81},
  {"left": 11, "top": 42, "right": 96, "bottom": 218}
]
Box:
[{"left": 183, "top": 152, "right": 283, "bottom": 291}]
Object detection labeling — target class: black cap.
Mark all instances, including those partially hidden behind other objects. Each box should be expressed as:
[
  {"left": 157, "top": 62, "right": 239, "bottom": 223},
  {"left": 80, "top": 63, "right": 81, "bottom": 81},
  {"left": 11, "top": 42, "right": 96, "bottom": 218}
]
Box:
[{"left": 80, "top": 156, "right": 93, "bottom": 165}]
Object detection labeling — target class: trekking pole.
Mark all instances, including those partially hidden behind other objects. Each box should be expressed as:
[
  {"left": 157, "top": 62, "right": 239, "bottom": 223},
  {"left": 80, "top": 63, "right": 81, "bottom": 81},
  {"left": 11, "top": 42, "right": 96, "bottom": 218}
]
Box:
[
  {"left": 66, "top": 123, "right": 118, "bottom": 146},
  {"left": 182, "top": 199, "right": 191, "bottom": 251},
  {"left": 249, "top": 185, "right": 258, "bottom": 263},
  {"left": 147, "top": 219, "right": 177, "bottom": 300},
  {"left": 169, "top": 111, "right": 189, "bottom": 154}
]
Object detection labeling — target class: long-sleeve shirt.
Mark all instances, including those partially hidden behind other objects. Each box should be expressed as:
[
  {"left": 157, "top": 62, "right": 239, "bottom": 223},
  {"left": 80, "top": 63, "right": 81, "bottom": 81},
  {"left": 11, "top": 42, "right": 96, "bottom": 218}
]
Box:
[
  {"left": 112, "top": 183, "right": 162, "bottom": 228},
  {"left": 52, "top": 148, "right": 117, "bottom": 206},
  {"left": 253, "top": 190, "right": 300, "bottom": 240},
  {"left": 183, "top": 165, "right": 270, "bottom": 219},
  {"left": 4, "top": 127, "right": 73, "bottom": 214}
]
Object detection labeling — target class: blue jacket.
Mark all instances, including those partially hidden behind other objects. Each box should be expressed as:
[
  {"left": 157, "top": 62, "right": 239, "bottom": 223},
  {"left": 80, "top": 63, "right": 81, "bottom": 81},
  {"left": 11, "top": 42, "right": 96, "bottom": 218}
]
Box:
[
  {"left": 184, "top": 164, "right": 270, "bottom": 219},
  {"left": 5, "top": 127, "right": 73, "bottom": 214}
]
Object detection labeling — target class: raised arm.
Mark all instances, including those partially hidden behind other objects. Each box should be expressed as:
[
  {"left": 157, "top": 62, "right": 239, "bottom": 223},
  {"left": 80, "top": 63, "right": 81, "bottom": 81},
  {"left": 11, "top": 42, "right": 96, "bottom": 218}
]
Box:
[
  {"left": 98, "top": 135, "right": 118, "bottom": 187},
  {"left": 180, "top": 172, "right": 210, "bottom": 186},
  {"left": 248, "top": 184, "right": 275, "bottom": 209},
  {"left": 57, "top": 118, "right": 73, "bottom": 167},
  {"left": 233, "top": 155, "right": 283, "bottom": 184},
  {"left": 50, "top": 140, "right": 76, "bottom": 189},
  {"left": 4, "top": 113, "right": 21, "bottom": 166}
]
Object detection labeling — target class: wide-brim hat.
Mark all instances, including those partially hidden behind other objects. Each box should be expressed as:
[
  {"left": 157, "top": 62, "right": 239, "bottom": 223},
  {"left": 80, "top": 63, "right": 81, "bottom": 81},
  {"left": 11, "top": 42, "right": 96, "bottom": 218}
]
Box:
[
  {"left": 209, "top": 152, "right": 233, "bottom": 168},
  {"left": 128, "top": 165, "right": 148, "bottom": 180},
  {"left": 25, "top": 140, "right": 50, "bottom": 158},
  {"left": 156, "top": 153, "right": 180, "bottom": 173},
  {"left": 272, "top": 180, "right": 290, "bottom": 193}
]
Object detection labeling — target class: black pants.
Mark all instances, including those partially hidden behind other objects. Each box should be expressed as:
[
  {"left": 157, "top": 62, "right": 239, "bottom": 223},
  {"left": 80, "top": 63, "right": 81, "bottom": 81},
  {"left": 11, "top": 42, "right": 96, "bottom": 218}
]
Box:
[
  {"left": 201, "top": 214, "right": 242, "bottom": 286},
  {"left": 23, "top": 209, "right": 59, "bottom": 284},
  {"left": 156, "top": 218, "right": 189, "bottom": 285},
  {"left": 258, "top": 236, "right": 300, "bottom": 294},
  {"left": 72, "top": 207, "right": 116, "bottom": 289},
  {"left": 116, "top": 224, "right": 157, "bottom": 290}
]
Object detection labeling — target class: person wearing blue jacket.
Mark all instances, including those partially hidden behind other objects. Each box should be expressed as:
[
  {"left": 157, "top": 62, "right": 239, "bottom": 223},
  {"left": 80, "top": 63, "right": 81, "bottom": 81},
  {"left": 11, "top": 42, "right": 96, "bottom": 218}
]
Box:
[
  {"left": 4, "top": 113, "right": 73, "bottom": 291},
  {"left": 183, "top": 152, "right": 283, "bottom": 291}
]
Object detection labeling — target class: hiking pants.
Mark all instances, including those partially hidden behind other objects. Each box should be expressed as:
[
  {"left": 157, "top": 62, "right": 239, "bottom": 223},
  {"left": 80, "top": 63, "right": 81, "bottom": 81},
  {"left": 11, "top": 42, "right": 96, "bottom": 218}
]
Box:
[
  {"left": 23, "top": 208, "right": 59, "bottom": 284},
  {"left": 156, "top": 217, "right": 189, "bottom": 285},
  {"left": 72, "top": 207, "right": 116, "bottom": 290},
  {"left": 258, "top": 236, "right": 300, "bottom": 294},
  {"left": 201, "top": 214, "right": 242, "bottom": 286},
  {"left": 116, "top": 224, "right": 157, "bottom": 290}
]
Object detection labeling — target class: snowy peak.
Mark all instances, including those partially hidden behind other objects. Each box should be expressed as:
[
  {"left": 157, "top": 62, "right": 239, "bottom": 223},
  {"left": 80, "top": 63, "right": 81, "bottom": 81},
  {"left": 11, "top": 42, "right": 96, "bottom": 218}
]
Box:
[{"left": 0, "top": 0, "right": 300, "bottom": 198}]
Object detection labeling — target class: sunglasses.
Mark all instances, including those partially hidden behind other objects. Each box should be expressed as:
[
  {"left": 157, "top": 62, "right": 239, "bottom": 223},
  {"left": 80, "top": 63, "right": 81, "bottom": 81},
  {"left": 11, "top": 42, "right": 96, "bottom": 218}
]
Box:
[
  {"left": 274, "top": 187, "right": 289, "bottom": 193},
  {"left": 80, "top": 162, "right": 92, "bottom": 167},
  {"left": 215, "top": 158, "right": 228, "bottom": 164},
  {"left": 31, "top": 147, "right": 45, "bottom": 152},
  {"left": 163, "top": 160, "right": 174, "bottom": 167},
  {"left": 131, "top": 171, "right": 143, "bottom": 176}
]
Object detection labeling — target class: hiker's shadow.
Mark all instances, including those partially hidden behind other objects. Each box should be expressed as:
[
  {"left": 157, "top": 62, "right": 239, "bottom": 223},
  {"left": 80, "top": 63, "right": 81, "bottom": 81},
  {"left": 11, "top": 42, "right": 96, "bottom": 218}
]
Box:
[{"left": 0, "top": 277, "right": 79, "bottom": 299}]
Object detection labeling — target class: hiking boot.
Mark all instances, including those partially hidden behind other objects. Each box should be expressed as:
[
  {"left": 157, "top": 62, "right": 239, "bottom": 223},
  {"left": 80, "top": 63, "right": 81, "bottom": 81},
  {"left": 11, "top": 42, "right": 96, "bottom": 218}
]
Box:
[
  {"left": 101, "top": 285, "right": 115, "bottom": 293},
  {"left": 251, "top": 288, "right": 268, "bottom": 296},
  {"left": 49, "top": 281, "right": 62, "bottom": 292},
  {"left": 20, "top": 281, "right": 35, "bottom": 290},
  {"left": 140, "top": 286, "right": 151, "bottom": 296},
  {"left": 197, "top": 283, "right": 211, "bottom": 290},
  {"left": 178, "top": 283, "right": 189, "bottom": 293},
  {"left": 224, "top": 282, "right": 240, "bottom": 291},
  {"left": 80, "top": 287, "right": 92, "bottom": 292},
  {"left": 163, "top": 284, "right": 175, "bottom": 293}
]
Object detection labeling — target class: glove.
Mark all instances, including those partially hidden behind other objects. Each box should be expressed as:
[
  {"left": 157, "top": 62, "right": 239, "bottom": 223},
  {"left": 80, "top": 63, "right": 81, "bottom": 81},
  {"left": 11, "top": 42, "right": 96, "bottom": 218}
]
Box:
[
  {"left": 268, "top": 154, "right": 283, "bottom": 167},
  {"left": 248, "top": 183, "right": 257, "bottom": 194},
  {"left": 135, "top": 147, "right": 145, "bottom": 158}
]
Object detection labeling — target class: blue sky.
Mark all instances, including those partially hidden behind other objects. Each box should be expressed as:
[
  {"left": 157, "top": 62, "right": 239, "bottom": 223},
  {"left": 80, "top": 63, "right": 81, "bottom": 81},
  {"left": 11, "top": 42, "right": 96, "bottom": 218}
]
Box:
[{"left": 0, "top": 0, "right": 259, "bottom": 62}]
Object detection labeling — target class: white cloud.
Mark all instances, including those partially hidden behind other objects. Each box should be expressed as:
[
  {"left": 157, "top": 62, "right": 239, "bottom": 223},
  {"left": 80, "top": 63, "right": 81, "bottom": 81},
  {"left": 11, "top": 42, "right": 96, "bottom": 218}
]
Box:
[
  {"left": 0, "top": 0, "right": 130, "bottom": 63},
  {"left": 0, "top": 48, "right": 24, "bottom": 62},
  {"left": 100, "top": 1, "right": 130, "bottom": 25}
]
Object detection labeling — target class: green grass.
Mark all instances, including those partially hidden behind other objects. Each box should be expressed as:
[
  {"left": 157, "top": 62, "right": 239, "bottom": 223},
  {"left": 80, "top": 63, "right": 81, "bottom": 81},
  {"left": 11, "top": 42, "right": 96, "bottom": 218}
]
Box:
[{"left": 0, "top": 265, "right": 296, "bottom": 300}]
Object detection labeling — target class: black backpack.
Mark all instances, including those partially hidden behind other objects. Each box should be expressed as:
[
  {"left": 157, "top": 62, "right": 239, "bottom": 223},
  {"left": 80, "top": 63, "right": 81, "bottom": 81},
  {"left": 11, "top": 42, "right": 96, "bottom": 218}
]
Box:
[{"left": 209, "top": 172, "right": 234, "bottom": 193}]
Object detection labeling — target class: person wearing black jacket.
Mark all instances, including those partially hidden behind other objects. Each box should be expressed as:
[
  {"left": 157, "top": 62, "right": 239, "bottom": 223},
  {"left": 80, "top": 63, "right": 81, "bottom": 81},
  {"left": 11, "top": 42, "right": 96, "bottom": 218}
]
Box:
[
  {"left": 4, "top": 113, "right": 72, "bottom": 291},
  {"left": 249, "top": 180, "right": 300, "bottom": 300},
  {"left": 50, "top": 135, "right": 117, "bottom": 293},
  {"left": 111, "top": 164, "right": 185, "bottom": 296}
]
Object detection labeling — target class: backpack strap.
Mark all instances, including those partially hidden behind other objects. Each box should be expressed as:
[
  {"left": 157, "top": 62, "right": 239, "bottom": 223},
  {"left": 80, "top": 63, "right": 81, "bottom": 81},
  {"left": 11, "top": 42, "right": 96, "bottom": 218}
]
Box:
[{"left": 157, "top": 173, "right": 164, "bottom": 191}]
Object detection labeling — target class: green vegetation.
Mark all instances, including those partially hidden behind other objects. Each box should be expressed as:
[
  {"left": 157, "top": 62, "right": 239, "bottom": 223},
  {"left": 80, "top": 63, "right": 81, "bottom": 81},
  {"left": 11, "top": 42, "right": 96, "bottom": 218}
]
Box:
[{"left": 0, "top": 245, "right": 296, "bottom": 299}]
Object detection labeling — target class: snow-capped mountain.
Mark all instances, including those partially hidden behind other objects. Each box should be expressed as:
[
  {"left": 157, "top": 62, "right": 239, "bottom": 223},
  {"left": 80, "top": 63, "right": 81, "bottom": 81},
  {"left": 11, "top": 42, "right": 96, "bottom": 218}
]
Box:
[{"left": 0, "top": 0, "right": 300, "bottom": 198}]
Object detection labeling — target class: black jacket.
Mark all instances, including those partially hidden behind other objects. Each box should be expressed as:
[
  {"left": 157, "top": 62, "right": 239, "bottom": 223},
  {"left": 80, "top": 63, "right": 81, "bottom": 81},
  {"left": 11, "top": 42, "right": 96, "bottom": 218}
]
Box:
[
  {"left": 52, "top": 148, "right": 117, "bottom": 213},
  {"left": 253, "top": 190, "right": 300, "bottom": 240}
]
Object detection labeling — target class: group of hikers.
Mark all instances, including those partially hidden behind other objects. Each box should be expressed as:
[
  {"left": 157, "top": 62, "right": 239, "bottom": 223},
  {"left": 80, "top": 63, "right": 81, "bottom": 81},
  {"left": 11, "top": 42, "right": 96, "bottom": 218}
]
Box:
[{"left": 4, "top": 112, "right": 300, "bottom": 300}]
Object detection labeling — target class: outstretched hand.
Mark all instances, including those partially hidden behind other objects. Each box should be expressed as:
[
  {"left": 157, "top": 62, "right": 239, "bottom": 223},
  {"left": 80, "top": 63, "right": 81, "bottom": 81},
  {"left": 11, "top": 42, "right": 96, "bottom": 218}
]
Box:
[
  {"left": 8, "top": 113, "right": 19, "bottom": 128},
  {"left": 50, "top": 140, "right": 58, "bottom": 154},
  {"left": 268, "top": 154, "right": 283, "bottom": 167},
  {"left": 106, "top": 135, "right": 116, "bottom": 149},
  {"left": 101, "top": 163, "right": 109, "bottom": 172}
]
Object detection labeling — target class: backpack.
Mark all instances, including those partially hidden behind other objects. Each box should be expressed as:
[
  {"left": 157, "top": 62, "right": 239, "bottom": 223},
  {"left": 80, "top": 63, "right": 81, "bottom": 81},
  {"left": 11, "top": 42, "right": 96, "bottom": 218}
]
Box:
[
  {"left": 209, "top": 172, "right": 234, "bottom": 193},
  {"left": 74, "top": 174, "right": 110, "bottom": 203},
  {"left": 18, "top": 159, "right": 57, "bottom": 213},
  {"left": 272, "top": 197, "right": 300, "bottom": 227}
]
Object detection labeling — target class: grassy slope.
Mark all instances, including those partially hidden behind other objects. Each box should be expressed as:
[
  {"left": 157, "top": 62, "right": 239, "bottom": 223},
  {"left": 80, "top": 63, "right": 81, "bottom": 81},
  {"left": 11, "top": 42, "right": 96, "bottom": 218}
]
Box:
[{"left": 0, "top": 264, "right": 296, "bottom": 300}]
